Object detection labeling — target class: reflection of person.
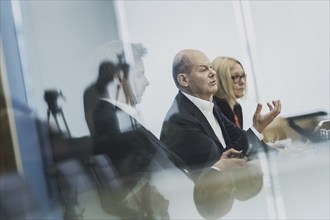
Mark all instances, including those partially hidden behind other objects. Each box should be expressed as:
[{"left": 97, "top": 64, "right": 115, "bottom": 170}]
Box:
[
  {"left": 232, "top": 159, "right": 263, "bottom": 201},
  {"left": 90, "top": 41, "right": 171, "bottom": 219},
  {"left": 193, "top": 167, "right": 235, "bottom": 219},
  {"left": 212, "top": 57, "right": 246, "bottom": 128},
  {"left": 160, "top": 49, "right": 281, "bottom": 179},
  {"left": 84, "top": 61, "right": 119, "bottom": 136},
  {"left": 92, "top": 42, "right": 151, "bottom": 185},
  {"left": 194, "top": 158, "right": 263, "bottom": 219}
]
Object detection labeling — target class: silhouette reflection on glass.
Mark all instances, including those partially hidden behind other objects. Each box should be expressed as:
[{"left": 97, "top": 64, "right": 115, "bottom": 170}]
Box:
[
  {"left": 84, "top": 61, "right": 118, "bottom": 136},
  {"left": 84, "top": 41, "right": 170, "bottom": 219}
]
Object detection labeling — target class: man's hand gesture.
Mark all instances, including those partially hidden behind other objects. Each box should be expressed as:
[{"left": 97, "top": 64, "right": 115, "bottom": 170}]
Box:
[{"left": 253, "top": 100, "right": 281, "bottom": 133}]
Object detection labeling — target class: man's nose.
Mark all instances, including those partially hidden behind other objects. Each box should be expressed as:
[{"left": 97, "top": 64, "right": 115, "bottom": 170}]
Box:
[
  {"left": 209, "top": 68, "right": 216, "bottom": 76},
  {"left": 144, "top": 76, "right": 150, "bottom": 86}
]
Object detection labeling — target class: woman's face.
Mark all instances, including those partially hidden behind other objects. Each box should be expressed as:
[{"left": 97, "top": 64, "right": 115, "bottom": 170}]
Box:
[{"left": 231, "top": 63, "right": 246, "bottom": 99}]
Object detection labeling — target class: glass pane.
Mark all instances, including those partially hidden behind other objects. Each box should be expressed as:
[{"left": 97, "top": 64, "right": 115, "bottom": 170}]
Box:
[{"left": 6, "top": 0, "right": 329, "bottom": 219}]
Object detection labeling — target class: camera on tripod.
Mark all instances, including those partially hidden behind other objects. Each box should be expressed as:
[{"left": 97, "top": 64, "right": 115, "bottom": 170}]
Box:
[
  {"left": 44, "top": 90, "right": 65, "bottom": 114},
  {"left": 44, "top": 90, "right": 71, "bottom": 137}
]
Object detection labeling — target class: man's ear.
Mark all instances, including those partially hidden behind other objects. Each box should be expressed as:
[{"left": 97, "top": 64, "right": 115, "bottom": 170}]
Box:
[{"left": 177, "top": 73, "right": 188, "bottom": 87}]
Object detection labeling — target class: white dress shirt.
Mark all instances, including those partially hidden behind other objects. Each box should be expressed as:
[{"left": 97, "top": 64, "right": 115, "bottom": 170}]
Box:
[
  {"left": 181, "top": 92, "right": 264, "bottom": 148},
  {"left": 100, "top": 97, "right": 144, "bottom": 133},
  {"left": 182, "top": 92, "right": 227, "bottom": 148}
]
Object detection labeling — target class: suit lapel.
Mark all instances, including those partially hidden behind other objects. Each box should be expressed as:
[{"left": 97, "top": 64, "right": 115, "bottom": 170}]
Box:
[
  {"left": 98, "top": 99, "right": 140, "bottom": 131},
  {"left": 98, "top": 99, "right": 116, "bottom": 110},
  {"left": 213, "top": 105, "right": 232, "bottom": 148},
  {"left": 176, "top": 92, "right": 224, "bottom": 149}
]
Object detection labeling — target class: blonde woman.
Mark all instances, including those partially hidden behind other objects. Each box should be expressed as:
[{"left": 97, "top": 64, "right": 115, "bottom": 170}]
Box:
[{"left": 212, "top": 57, "right": 247, "bottom": 128}]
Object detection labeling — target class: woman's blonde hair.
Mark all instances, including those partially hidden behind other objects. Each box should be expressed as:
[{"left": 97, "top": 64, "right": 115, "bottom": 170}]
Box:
[{"left": 212, "top": 57, "right": 245, "bottom": 107}]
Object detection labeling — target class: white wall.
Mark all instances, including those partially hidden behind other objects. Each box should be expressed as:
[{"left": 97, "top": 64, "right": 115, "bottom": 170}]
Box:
[
  {"left": 124, "top": 1, "right": 329, "bottom": 136},
  {"left": 19, "top": 1, "right": 119, "bottom": 136},
  {"left": 250, "top": 1, "right": 329, "bottom": 117},
  {"left": 18, "top": 1, "right": 329, "bottom": 138},
  {"left": 123, "top": 1, "right": 257, "bottom": 136}
]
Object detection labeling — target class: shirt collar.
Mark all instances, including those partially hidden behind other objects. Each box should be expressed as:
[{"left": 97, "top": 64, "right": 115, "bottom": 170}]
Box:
[
  {"left": 181, "top": 91, "right": 214, "bottom": 114},
  {"left": 100, "top": 97, "right": 139, "bottom": 117}
]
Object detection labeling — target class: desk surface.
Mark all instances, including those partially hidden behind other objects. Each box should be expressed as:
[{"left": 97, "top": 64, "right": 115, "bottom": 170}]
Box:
[
  {"left": 76, "top": 140, "right": 329, "bottom": 219},
  {"left": 151, "top": 140, "right": 330, "bottom": 219}
]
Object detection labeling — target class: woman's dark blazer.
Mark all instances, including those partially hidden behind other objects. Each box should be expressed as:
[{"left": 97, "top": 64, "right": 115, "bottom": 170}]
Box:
[{"left": 213, "top": 96, "right": 243, "bottom": 128}]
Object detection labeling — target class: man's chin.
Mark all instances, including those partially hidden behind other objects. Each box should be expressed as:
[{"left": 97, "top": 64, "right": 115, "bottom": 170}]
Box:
[{"left": 211, "top": 89, "right": 217, "bottom": 95}]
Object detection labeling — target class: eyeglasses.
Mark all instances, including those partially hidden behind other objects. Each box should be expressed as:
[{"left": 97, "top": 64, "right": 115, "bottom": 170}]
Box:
[{"left": 231, "top": 74, "right": 247, "bottom": 83}]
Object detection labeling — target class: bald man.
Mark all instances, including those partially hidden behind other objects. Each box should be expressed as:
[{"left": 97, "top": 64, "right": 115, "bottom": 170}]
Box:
[{"left": 160, "top": 49, "right": 281, "bottom": 180}]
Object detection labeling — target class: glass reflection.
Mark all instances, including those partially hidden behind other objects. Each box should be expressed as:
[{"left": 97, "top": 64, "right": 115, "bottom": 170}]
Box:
[
  {"left": 194, "top": 159, "right": 263, "bottom": 219},
  {"left": 83, "top": 41, "right": 171, "bottom": 219},
  {"left": 5, "top": 1, "right": 328, "bottom": 219}
]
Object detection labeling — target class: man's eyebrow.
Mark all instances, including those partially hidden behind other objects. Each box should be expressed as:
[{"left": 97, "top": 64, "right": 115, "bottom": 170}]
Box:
[{"left": 196, "top": 63, "right": 210, "bottom": 67}]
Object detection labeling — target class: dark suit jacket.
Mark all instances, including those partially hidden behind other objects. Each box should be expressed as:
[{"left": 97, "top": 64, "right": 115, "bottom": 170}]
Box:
[
  {"left": 93, "top": 100, "right": 154, "bottom": 178},
  {"left": 160, "top": 91, "right": 262, "bottom": 175},
  {"left": 213, "top": 97, "right": 243, "bottom": 128},
  {"left": 93, "top": 99, "right": 188, "bottom": 183},
  {"left": 93, "top": 99, "right": 181, "bottom": 218},
  {"left": 83, "top": 83, "right": 109, "bottom": 136}
]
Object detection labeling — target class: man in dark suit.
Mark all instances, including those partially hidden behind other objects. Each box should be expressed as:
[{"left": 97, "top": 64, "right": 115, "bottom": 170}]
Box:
[
  {"left": 160, "top": 49, "right": 280, "bottom": 218},
  {"left": 160, "top": 49, "right": 281, "bottom": 178},
  {"left": 89, "top": 42, "right": 172, "bottom": 219},
  {"left": 83, "top": 61, "right": 118, "bottom": 136}
]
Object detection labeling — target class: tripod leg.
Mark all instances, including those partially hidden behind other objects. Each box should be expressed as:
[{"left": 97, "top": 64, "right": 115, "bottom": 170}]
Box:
[
  {"left": 52, "top": 112, "right": 63, "bottom": 134},
  {"left": 60, "top": 110, "right": 71, "bottom": 137},
  {"left": 47, "top": 109, "right": 51, "bottom": 123}
]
